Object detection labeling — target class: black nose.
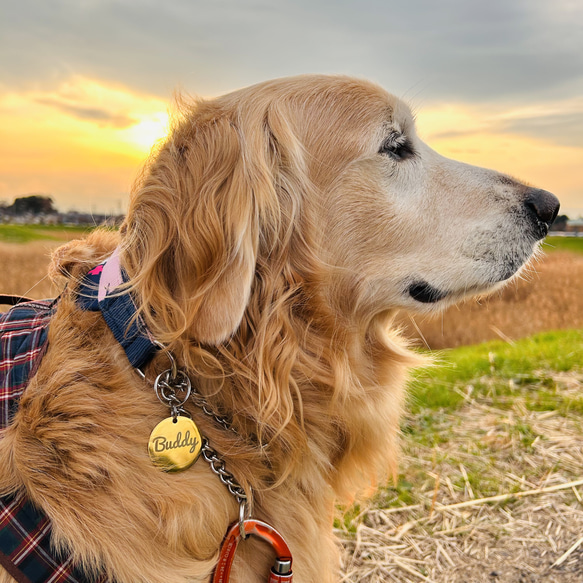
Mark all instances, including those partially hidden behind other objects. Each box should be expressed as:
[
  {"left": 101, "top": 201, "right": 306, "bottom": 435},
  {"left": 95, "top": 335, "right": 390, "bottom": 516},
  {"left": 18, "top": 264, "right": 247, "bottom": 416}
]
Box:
[{"left": 524, "top": 188, "right": 560, "bottom": 227}]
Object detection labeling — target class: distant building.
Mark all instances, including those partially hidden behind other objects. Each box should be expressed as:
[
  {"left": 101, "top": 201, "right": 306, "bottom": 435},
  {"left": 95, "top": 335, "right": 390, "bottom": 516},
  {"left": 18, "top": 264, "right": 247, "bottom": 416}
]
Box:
[
  {"left": 566, "top": 219, "right": 583, "bottom": 235},
  {"left": 0, "top": 195, "right": 124, "bottom": 227}
]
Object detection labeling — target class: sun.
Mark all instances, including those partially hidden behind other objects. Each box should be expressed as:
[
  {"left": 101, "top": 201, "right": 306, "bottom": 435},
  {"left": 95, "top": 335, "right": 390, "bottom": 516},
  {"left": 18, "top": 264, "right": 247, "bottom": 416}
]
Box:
[{"left": 121, "top": 113, "right": 170, "bottom": 153}]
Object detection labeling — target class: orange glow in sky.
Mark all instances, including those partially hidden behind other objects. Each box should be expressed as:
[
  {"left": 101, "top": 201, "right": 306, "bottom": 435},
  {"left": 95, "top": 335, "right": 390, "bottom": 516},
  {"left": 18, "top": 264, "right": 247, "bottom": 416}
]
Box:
[
  {"left": 417, "top": 101, "right": 583, "bottom": 217},
  {"left": 0, "top": 76, "right": 581, "bottom": 216},
  {"left": 0, "top": 77, "right": 169, "bottom": 214}
]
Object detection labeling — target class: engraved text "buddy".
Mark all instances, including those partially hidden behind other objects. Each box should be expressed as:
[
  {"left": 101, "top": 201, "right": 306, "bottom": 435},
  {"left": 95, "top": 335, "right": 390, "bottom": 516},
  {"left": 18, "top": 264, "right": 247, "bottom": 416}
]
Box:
[{"left": 152, "top": 431, "right": 199, "bottom": 454}]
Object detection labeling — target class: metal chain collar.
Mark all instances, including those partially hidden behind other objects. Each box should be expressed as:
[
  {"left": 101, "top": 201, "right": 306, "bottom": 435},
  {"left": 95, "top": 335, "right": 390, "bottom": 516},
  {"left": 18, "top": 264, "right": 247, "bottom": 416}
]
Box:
[
  {"left": 139, "top": 350, "right": 249, "bottom": 511},
  {"left": 200, "top": 439, "right": 247, "bottom": 505}
]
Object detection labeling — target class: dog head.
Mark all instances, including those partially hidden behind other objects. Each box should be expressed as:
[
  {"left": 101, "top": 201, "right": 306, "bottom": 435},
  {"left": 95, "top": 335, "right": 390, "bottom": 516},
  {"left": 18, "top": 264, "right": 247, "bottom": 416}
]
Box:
[{"left": 121, "top": 75, "right": 559, "bottom": 345}]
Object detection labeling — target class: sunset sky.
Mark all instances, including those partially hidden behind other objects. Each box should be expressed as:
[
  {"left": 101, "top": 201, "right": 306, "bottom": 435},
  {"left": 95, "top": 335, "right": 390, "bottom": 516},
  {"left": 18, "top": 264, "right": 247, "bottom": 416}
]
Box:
[{"left": 1, "top": 0, "right": 582, "bottom": 217}]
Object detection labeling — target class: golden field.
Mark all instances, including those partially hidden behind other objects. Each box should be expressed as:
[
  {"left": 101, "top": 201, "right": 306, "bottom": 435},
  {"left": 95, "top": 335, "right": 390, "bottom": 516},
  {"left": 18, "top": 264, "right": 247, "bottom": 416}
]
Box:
[
  {"left": 399, "top": 250, "right": 583, "bottom": 349},
  {"left": 0, "top": 241, "right": 66, "bottom": 300},
  {"left": 1, "top": 238, "right": 582, "bottom": 349}
]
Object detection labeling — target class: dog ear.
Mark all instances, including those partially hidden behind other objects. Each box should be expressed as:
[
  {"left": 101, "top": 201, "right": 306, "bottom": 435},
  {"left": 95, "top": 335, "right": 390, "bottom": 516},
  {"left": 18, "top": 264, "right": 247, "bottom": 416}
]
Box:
[{"left": 122, "top": 108, "right": 278, "bottom": 345}]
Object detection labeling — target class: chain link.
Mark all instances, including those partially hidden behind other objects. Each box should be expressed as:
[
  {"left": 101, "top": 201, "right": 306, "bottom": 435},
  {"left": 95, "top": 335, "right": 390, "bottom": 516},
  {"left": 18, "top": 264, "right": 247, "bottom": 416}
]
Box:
[
  {"left": 201, "top": 438, "right": 247, "bottom": 505},
  {"left": 190, "top": 388, "right": 238, "bottom": 434},
  {"left": 154, "top": 369, "right": 192, "bottom": 419},
  {"left": 149, "top": 355, "right": 248, "bottom": 510}
]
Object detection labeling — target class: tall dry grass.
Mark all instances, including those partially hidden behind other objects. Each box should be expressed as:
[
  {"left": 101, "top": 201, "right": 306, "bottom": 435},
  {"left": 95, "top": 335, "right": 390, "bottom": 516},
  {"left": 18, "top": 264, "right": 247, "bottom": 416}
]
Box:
[
  {"left": 399, "top": 252, "right": 583, "bottom": 349},
  {"left": 0, "top": 241, "right": 65, "bottom": 302},
  {"left": 1, "top": 240, "right": 581, "bottom": 348}
]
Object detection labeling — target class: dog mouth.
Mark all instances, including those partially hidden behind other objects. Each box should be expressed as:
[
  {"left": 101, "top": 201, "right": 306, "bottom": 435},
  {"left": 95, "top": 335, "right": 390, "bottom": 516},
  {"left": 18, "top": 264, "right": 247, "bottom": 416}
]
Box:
[
  {"left": 407, "top": 281, "right": 449, "bottom": 304},
  {"left": 407, "top": 279, "right": 499, "bottom": 304}
]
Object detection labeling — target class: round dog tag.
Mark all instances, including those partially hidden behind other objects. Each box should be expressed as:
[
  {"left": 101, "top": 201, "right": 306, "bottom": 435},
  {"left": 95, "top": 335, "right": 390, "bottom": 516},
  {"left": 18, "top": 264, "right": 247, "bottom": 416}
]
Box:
[{"left": 148, "top": 416, "right": 202, "bottom": 472}]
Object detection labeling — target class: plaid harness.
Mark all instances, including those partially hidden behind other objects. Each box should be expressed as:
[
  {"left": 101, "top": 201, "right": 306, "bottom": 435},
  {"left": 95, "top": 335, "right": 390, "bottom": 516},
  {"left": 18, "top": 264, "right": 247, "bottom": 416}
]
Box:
[{"left": 0, "top": 300, "right": 107, "bottom": 583}]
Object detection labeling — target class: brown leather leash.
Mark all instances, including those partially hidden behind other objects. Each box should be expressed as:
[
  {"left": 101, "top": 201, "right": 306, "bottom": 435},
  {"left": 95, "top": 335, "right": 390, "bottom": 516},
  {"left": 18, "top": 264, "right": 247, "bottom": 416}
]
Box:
[{"left": 213, "top": 518, "right": 293, "bottom": 583}]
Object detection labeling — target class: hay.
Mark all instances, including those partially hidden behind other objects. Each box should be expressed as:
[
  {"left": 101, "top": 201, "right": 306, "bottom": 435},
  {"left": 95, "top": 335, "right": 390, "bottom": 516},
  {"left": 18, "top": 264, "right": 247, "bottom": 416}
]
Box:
[
  {"left": 338, "top": 373, "right": 583, "bottom": 582},
  {"left": 0, "top": 241, "right": 63, "bottom": 301}
]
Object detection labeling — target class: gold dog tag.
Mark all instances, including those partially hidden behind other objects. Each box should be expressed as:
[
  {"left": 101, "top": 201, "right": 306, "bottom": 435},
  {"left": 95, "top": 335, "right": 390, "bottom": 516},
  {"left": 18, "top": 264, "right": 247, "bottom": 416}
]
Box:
[{"left": 148, "top": 416, "right": 202, "bottom": 472}]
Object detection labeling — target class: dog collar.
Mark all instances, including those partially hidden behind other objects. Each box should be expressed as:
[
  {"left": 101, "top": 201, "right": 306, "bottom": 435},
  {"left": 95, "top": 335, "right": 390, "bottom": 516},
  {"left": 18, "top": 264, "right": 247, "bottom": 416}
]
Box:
[{"left": 77, "top": 248, "right": 158, "bottom": 369}]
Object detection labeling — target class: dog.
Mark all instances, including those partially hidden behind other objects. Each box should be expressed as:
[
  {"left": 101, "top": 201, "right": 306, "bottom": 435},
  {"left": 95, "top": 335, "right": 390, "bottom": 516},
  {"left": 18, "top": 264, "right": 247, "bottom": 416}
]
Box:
[{"left": 0, "top": 75, "right": 559, "bottom": 583}]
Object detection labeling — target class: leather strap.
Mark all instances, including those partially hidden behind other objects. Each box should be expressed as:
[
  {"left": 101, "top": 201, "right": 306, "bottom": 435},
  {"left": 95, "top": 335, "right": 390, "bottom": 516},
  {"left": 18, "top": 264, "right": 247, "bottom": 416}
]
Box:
[{"left": 0, "top": 295, "right": 34, "bottom": 306}]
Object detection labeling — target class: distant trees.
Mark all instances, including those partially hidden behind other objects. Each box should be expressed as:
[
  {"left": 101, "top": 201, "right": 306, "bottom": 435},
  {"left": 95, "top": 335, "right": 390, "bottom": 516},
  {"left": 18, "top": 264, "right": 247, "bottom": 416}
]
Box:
[
  {"left": 550, "top": 214, "right": 569, "bottom": 231},
  {"left": 0, "top": 195, "right": 127, "bottom": 227},
  {"left": 3, "top": 195, "right": 57, "bottom": 215}
]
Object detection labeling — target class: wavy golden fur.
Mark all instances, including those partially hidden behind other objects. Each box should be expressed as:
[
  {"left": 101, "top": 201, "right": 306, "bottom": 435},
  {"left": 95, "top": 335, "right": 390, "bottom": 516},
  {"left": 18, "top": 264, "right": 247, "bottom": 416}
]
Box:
[{"left": 0, "top": 75, "right": 556, "bottom": 582}]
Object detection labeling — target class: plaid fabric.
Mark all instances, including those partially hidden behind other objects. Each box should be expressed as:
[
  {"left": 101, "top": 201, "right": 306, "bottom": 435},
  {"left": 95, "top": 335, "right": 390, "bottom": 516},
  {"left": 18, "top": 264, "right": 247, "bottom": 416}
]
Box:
[
  {"left": 0, "top": 494, "right": 107, "bottom": 583},
  {"left": 0, "top": 300, "right": 55, "bottom": 429},
  {"left": 0, "top": 301, "right": 108, "bottom": 583}
]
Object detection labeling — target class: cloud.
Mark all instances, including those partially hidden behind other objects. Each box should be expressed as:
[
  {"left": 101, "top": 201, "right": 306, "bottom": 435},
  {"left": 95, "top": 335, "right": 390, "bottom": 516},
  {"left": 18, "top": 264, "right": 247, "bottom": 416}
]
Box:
[
  {"left": 35, "top": 97, "right": 136, "bottom": 128},
  {"left": 0, "top": 0, "right": 581, "bottom": 215},
  {"left": 425, "top": 100, "right": 583, "bottom": 149},
  {"left": 497, "top": 112, "right": 583, "bottom": 149},
  {"left": 1, "top": 0, "right": 582, "bottom": 104}
]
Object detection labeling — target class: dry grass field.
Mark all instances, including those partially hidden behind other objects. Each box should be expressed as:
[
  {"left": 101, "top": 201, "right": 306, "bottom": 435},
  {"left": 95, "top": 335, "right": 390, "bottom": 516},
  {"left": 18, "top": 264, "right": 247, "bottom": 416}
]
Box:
[
  {"left": 0, "top": 241, "right": 66, "bottom": 301},
  {"left": 400, "top": 251, "right": 583, "bottom": 349}
]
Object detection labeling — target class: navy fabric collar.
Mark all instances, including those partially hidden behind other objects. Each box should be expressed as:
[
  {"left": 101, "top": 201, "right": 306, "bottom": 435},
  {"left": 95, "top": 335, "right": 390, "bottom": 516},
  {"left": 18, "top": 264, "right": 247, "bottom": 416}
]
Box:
[{"left": 77, "top": 251, "right": 158, "bottom": 369}]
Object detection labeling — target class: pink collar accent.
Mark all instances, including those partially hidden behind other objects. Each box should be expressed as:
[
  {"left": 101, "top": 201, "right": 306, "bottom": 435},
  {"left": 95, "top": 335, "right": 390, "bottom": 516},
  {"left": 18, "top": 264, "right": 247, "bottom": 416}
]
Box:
[{"left": 98, "top": 247, "right": 124, "bottom": 302}]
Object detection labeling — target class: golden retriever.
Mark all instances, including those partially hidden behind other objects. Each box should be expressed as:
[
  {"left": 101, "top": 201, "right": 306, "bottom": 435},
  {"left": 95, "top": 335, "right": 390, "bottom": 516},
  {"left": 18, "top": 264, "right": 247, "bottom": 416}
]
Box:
[{"left": 0, "top": 75, "right": 559, "bottom": 583}]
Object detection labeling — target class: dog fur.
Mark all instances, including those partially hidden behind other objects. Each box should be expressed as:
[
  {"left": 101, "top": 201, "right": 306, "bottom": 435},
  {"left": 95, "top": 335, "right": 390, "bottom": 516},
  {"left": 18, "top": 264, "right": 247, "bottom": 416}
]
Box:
[{"left": 0, "top": 75, "right": 556, "bottom": 582}]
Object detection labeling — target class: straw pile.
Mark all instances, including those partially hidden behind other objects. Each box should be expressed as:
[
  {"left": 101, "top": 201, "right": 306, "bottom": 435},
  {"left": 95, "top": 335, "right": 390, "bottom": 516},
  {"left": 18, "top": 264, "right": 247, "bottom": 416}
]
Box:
[{"left": 338, "top": 372, "right": 583, "bottom": 582}]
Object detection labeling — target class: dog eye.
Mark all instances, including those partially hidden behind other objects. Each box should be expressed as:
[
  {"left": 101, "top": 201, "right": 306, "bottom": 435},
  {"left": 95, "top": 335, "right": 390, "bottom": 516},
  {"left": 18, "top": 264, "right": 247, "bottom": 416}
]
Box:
[{"left": 378, "top": 134, "right": 416, "bottom": 161}]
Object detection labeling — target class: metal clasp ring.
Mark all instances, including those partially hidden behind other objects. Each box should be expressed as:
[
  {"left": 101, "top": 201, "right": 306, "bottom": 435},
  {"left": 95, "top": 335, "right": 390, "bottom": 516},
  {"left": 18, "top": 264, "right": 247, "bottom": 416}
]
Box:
[
  {"left": 154, "top": 369, "right": 192, "bottom": 407},
  {"left": 239, "top": 501, "right": 248, "bottom": 540}
]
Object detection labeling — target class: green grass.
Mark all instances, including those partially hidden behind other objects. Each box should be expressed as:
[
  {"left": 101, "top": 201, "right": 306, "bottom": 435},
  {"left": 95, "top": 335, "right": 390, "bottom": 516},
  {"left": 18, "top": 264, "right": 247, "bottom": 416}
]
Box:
[
  {"left": 334, "top": 503, "right": 362, "bottom": 533},
  {"left": 409, "top": 329, "right": 583, "bottom": 413},
  {"left": 0, "top": 224, "right": 95, "bottom": 243},
  {"left": 543, "top": 236, "right": 583, "bottom": 255},
  {"left": 381, "top": 328, "right": 583, "bottom": 509},
  {"left": 338, "top": 328, "right": 583, "bottom": 530}
]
